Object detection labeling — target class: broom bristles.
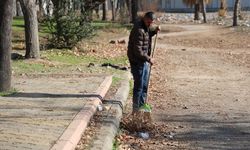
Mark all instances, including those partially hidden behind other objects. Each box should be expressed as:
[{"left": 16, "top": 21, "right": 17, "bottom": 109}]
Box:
[{"left": 121, "top": 111, "right": 154, "bottom": 132}]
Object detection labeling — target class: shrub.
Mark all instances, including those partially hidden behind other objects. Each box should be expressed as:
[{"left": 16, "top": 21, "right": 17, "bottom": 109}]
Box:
[{"left": 45, "top": 10, "right": 94, "bottom": 49}]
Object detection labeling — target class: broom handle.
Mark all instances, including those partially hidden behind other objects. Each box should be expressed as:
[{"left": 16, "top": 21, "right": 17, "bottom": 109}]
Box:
[
  {"left": 151, "top": 32, "right": 158, "bottom": 58},
  {"left": 145, "top": 33, "right": 158, "bottom": 103}
]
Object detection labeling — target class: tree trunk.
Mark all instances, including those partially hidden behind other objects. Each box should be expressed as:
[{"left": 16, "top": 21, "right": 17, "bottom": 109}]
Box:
[
  {"left": 194, "top": 3, "right": 200, "bottom": 20},
  {"left": 111, "top": 0, "right": 115, "bottom": 21},
  {"left": 238, "top": 0, "right": 242, "bottom": 20},
  {"left": 16, "top": 0, "right": 23, "bottom": 16},
  {"left": 19, "top": 0, "right": 40, "bottom": 59},
  {"left": 125, "top": 0, "right": 131, "bottom": 22},
  {"left": 201, "top": 0, "right": 207, "bottom": 23},
  {"left": 218, "top": 0, "right": 227, "bottom": 17},
  {"left": 120, "top": 0, "right": 125, "bottom": 10},
  {"left": 0, "top": 0, "right": 13, "bottom": 92},
  {"left": 220, "top": 0, "right": 226, "bottom": 9},
  {"left": 118, "top": 0, "right": 127, "bottom": 23},
  {"left": 116, "top": 0, "right": 120, "bottom": 15},
  {"left": 233, "top": 0, "right": 240, "bottom": 26},
  {"left": 37, "top": 0, "right": 45, "bottom": 21},
  {"left": 94, "top": 6, "right": 100, "bottom": 19},
  {"left": 131, "top": 0, "right": 138, "bottom": 24},
  {"left": 102, "top": 0, "right": 107, "bottom": 20},
  {"left": 13, "top": 0, "right": 17, "bottom": 16}
]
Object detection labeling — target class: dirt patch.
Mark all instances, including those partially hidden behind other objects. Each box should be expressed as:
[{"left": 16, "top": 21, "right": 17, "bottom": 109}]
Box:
[
  {"left": 160, "top": 25, "right": 187, "bottom": 33},
  {"left": 221, "top": 52, "right": 250, "bottom": 68},
  {"left": 160, "top": 27, "right": 250, "bottom": 50}
]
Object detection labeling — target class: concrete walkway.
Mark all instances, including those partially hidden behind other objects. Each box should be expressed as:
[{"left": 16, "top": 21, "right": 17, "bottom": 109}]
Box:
[{"left": 0, "top": 74, "right": 110, "bottom": 150}]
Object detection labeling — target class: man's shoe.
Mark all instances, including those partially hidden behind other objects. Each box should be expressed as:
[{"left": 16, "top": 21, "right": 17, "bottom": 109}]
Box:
[{"left": 139, "top": 103, "right": 152, "bottom": 112}]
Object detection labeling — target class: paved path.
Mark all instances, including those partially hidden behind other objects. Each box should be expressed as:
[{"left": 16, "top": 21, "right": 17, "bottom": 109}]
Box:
[{"left": 0, "top": 74, "right": 106, "bottom": 150}]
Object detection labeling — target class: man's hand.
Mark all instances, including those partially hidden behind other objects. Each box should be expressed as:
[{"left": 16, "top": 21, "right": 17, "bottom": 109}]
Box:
[
  {"left": 156, "top": 26, "right": 161, "bottom": 33},
  {"left": 149, "top": 58, "right": 154, "bottom": 65}
]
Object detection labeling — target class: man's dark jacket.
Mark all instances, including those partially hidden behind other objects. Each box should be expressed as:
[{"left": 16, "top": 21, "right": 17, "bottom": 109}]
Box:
[{"left": 127, "top": 19, "right": 156, "bottom": 65}]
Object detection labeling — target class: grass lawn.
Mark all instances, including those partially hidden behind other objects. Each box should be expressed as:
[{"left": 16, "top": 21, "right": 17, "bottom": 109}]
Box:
[
  {"left": 12, "top": 49, "right": 128, "bottom": 75},
  {"left": 91, "top": 20, "right": 132, "bottom": 30},
  {"left": 12, "top": 17, "right": 50, "bottom": 36},
  {"left": 11, "top": 17, "right": 130, "bottom": 75},
  {"left": 12, "top": 17, "right": 25, "bottom": 31}
]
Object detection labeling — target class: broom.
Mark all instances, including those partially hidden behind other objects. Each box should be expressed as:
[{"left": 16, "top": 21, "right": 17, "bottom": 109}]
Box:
[{"left": 139, "top": 31, "right": 159, "bottom": 123}]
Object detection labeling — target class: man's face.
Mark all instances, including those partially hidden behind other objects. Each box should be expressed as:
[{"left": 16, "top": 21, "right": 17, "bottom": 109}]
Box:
[{"left": 144, "top": 18, "right": 154, "bottom": 27}]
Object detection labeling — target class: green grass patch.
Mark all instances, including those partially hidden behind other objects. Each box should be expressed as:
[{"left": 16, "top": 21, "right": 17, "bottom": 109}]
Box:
[
  {"left": 44, "top": 49, "right": 128, "bottom": 66},
  {"left": 11, "top": 18, "right": 130, "bottom": 74},
  {"left": 39, "top": 22, "right": 52, "bottom": 32},
  {"left": 0, "top": 88, "right": 18, "bottom": 96},
  {"left": 112, "top": 129, "right": 124, "bottom": 150},
  {"left": 12, "top": 17, "right": 25, "bottom": 31},
  {"left": 12, "top": 60, "right": 48, "bottom": 73},
  {"left": 112, "top": 138, "right": 120, "bottom": 150},
  {"left": 44, "top": 50, "right": 98, "bottom": 65},
  {"left": 92, "top": 21, "right": 132, "bottom": 30},
  {"left": 12, "top": 17, "right": 52, "bottom": 37},
  {"left": 12, "top": 49, "right": 128, "bottom": 74},
  {"left": 102, "top": 56, "right": 128, "bottom": 66},
  {"left": 112, "top": 76, "right": 122, "bottom": 86},
  {"left": 46, "top": 52, "right": 85, "bottom": 65},
  {"left": 129, "top": 79, "right": 133, "bottom": 97}
]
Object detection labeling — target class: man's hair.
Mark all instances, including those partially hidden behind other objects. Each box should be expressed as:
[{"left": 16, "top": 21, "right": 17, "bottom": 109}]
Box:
[{"left": 144, "top": 11, "right": 156, "bottom": 20}]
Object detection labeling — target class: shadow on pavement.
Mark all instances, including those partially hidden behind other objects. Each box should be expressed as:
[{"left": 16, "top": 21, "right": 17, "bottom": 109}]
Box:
[
  {"left": 4, "top": 92, "right": 103, "bottom": 100},
  {"left": 160, "top": 113, "right": 250, "bottom": 149}
]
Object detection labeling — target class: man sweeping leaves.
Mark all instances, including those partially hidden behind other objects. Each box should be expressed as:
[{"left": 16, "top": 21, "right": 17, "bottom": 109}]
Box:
[{"left": 127, "top": 12, "right": 160, "bottom": 113}]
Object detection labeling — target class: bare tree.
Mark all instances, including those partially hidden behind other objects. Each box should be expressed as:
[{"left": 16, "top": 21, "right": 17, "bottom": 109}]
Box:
[
  {"left": 131, "top": 0, "right": 138, "bottom": 23},
  {"left": 183, "top": 0, "right": 200, "bottom": 20},
  {"left": 16, "top": 0, "right": 23, "bottom": 16},
  {"left": 38, "top": 0, "right": 46, "bottom": 21},
  {"left": 183, "top": 0, "right": 211, "bottom": 21},
  {"left": 19, "top": 0, "right": 40, "bottom": 59},
  {"left": 219, "top": 0, "right": 227, "bottom": 17},
  {"left": 77, "top": 0, "right": 105, "bottom": 21},
  {"left": 194, "top": 3, "right": 200, "bottom": 20},
  {"left": 125, "top": 0, "right": 131, "bottom": 20},
  {"left": 102, "top": 0, "right": 107, "bottom": 20},
  {"left": 0, "top": 0, "right": 14, "bottom": 92},
  {"left": 13, "top": 0, "right": 17, "bottom": 16},
  {"left": 201, "top": 0, "right": 207, "bottom": 23},
  {"left": 233, "top": 0, "right": 240, "bottom": 26},
  {"left": 110, "top": 0, "right": 115, "bottom": 21},
  {"left": 94, "top": 6, "right": 100, "bottom": 19}
]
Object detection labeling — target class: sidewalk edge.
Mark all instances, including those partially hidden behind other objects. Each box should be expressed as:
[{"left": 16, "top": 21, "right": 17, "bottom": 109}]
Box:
[
  {"left": 90, "top": 72, "right": 131, "bottom": 150},
  {"left": 50, "top": 76, "right": 113, "bottom": 150}
]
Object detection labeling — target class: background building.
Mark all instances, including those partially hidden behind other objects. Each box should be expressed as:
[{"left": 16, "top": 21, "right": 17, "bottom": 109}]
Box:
[{"left": 156, "top": 0, "right": 250, "bottom": 12}]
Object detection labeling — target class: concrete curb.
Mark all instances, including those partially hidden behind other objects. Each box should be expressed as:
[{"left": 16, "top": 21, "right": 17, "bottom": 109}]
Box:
[
  {"left": 50, "top": 76, "right": 113, "bottom": 150},
  {"left": 90, "top": 72, "right": 131, "bottom": 150}
]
